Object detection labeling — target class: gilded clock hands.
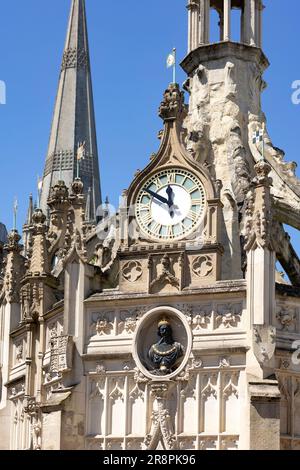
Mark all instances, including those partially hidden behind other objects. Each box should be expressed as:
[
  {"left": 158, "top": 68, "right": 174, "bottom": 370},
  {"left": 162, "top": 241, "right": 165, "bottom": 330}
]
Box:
[{"left": 143, "top": 188, "right": 169, "bottom": 206}]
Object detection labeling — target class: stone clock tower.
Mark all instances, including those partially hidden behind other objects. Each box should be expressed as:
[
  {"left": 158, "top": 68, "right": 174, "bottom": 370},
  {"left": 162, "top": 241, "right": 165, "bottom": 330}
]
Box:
[{"left": 0, "top": 0, "right": 300, "bottom": 451}]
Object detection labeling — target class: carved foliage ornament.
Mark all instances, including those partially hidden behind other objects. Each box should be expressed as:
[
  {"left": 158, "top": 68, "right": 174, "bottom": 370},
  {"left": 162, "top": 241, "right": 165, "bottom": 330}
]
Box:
[{"left": 253, "top": 325, "right": 276, "bottom": 364}]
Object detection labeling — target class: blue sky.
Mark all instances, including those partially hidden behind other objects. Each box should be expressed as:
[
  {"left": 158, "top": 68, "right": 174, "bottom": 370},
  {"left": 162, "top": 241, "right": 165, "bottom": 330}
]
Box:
[{"left": 0, "top": 0, "right": 299, "bottom": 252}]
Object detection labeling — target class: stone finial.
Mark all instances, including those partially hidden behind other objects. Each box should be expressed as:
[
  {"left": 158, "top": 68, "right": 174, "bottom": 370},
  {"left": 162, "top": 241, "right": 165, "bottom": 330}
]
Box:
[
  {"left": 32, "top": 209, "right": 47, "bottom": 227},
  {"left": 159, "top": 83, "right": 184, "bottom": 121},
  {"left": 253, "top": 160, "right": 272, "bottom": 187},
  {"left": 71, "top": 178, "right": 84, "bottom": 196},
  {"left": 48, "top": 180, "right": 69, "bottom": 203},
  {"left": 3, "top": 229, "right": 25, "bottom": 303},
  {"left": 5, "top": 229, "right": 22, "bottom": 254}
]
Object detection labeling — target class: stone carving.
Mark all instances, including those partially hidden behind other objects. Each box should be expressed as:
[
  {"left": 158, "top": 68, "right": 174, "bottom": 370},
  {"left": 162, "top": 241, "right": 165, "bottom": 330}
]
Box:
[
  {"left": 276, "top": 307, "right": 296, "bottom": 331},
  {"left": 15, "top": 342, "right": 24, "bottom": 364},
  {"left": 90, "top": 380, "right": 105, "bottom": 400},
  {"left": 192, "top": 309, "right": 211, "bottom": 331},
  {"left": 95, "top": 363, "right": 106, "bottom": 375},
  {"left": 8, "top": 382, "right": 25, "bottom": 400},
  {"left": 129, "top": 384, "right": 144, "bottom": 401},
  {"left": 244, "top": 161, "right": 274, "bottom": 251},
  {"left": 219, "top": 357, "right": 231, "bottom": 368},
  {"left": 32, "top": 422, "right": 42, "bottom": 451},
  {"left": 199, "top": 438, "right": 217, "bottom": 450},
  {"left": 86, "top": 439, "right": 104, "bottom": 451},
  {"left": 216, "top": 305, "right": 242, "bottom": 329},
  {"left": 122, "top": 260, "right": 143, "bottom": 283},
  {"left": 144, "top": 383, "right": 176, "bottom": 450},
  {"left": 175, "top": 357, "right": 203, "bottom": 383},
  {"left": 192, "top": 255, "right": 213, "bottom": 278},
  {"left": 150, "top": 254, "right": 180, "bottom": 292},
  {"left": 119, "top": 311, "right": 138, "bottom": 335},
  {"left": 253, "top": 325, "right": 276, "bottom": 364},
  {"left": 109, "top": 380, "right": 124, "bottom": 402},
  {"left": 61, "top": 48, "right": 89, "bottom": 70},
  {"left": 127, "top": 440, "right": 143, "bottom": 450},
  {"left": 223, "top": 373, "right": 239, "bottom": 399},
  {"left": 148, "top": 318, "right": 184, "bottom": 375},
  {"left": 133, "top": 368, "right": 149, "bottom": 384},
  {"left": 220, "top": 436, "right": 238, "bottom": 450},
  {"left": 201, "top": 375, "right": 217, "bottom": 399},
  {"left": 92, "top": 315, "right": 113, "bottom": 336},
  {"left": 50, "top": 334, "right": 73, "bottom": 374},
  {"left": 159, "top": 83, "right": 184, "bottom": 121},
  {"left": 225, "top": 62, "right": 237, "bottom": 97},
  {"left": 229, "top": 125, "right": 251, "bottom": 200}
]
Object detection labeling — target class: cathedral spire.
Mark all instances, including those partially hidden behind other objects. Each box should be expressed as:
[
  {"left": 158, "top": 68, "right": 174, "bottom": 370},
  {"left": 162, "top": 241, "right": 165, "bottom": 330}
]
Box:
[{"left": 40, "top": 0, "right": 101, "bottom": 221}]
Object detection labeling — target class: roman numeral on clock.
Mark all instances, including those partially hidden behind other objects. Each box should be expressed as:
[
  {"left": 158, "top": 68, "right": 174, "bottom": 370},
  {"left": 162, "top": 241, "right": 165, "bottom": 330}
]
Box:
[
  {"left": 167, "top": 173, "right": 176, "bottom": 184},
  {"left": 151, "top": 222, "right": 162, "bottom": 236},
  {"left": 187, "top": 209, "right": 198, "bottom": 222},
  {"left": 140, "top": 212, "right": 152, "bottom": 226}
]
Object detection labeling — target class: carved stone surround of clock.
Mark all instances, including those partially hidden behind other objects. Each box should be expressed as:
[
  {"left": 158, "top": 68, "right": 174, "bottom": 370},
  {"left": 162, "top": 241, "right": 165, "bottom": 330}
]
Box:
[{"left": 118, "top": 83, "right": 224, "bottom": 292}]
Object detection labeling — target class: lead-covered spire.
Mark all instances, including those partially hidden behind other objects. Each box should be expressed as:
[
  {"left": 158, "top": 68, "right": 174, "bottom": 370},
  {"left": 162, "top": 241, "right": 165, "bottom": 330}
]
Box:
[{"left": 40, "top": 0, "right": 101, "bottom": 221}]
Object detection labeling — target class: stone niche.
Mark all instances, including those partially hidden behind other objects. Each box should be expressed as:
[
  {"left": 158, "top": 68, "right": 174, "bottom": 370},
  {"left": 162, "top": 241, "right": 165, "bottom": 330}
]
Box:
[{"left": 133, "top": 306, "right": 192, "bottom": 380}]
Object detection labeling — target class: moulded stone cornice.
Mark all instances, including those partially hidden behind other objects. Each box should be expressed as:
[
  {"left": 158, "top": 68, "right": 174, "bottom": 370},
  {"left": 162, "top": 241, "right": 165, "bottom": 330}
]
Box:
[{"left": 181, "top": 41, "right": 269, "bottom": 76}]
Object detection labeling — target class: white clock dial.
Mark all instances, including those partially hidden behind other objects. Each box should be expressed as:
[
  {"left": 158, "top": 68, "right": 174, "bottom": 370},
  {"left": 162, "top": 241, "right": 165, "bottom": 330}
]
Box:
[{"left": 136, "top": 168, "right": 206, "bottom": 241}]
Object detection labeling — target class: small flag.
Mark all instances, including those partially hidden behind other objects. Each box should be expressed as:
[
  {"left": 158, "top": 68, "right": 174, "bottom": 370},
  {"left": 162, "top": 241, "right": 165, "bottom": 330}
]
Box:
[
  {"left": 252, "top": 124, "right": 265, "bottom": 144},
  {"left": 166, "top": 48, "right": 176, "bottom": 84},
  {"left": 252, "top": 124, "right": 266, "bottom": 161},
  {"left": 77, "top": 141, "right": 86, "bottom": 161},
  {"left": 167, "top": 51, "right": 176, "bottom": 69},
  {"left": 37, "top": 177, "right": 43, "bottom": 192}
]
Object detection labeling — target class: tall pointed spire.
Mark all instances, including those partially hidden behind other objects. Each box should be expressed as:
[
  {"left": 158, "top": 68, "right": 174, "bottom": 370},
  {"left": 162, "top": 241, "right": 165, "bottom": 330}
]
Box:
[{"left": 40, "top": 0, "right": 101, "bottom": 221}]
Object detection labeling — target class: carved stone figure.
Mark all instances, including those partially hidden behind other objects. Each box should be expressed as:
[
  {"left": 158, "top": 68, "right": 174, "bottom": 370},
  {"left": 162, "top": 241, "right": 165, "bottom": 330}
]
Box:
[{"left": 148, "top": 318, "right": 184, "bottom": 375}]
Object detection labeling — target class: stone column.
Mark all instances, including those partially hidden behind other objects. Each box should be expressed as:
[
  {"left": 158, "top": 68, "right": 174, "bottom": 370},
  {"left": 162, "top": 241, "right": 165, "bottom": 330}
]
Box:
[
  {"left": 243, "top": 0, "right": 251, "bottom": 44},
  {"left": 250, "top": 0, "right": 256, "bottom": 46},
  {"left": 199, "top": 0, "right": 206, "bottom": 45},
  {"left": 204, "top": 0, "right": 210, "bottom": 44},
  {"left": 257, "top": 0, "right": 263, "bottom": 48},
  {"left": 223, "top": 0, "right": 231, "bottom": 41},
  {"left": 188, "top": 1, "right": 200, "bottom": 52}
]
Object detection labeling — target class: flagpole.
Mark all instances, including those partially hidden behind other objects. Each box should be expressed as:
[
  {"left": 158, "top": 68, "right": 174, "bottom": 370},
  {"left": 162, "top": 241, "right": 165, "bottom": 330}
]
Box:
[
  {"left": 173, "top": 48, "right": 176, "bottom": 84},
  {"left": 59, "top": 151, "right": 63, "bottom": 181},
  {"left": 13, "top": 198, "right": 17, "bottom": 231},
  {"left": 37, "top": 175, "right": 40, "bottom": 208},
  {"left": 261, "top": 123, "right": 265, "bottom": 161}
]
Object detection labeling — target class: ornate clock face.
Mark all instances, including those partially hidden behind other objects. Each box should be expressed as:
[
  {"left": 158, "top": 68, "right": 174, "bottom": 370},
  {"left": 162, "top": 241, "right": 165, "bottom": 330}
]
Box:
[{"left": 135, "top": 168, "right": 206, "bottom": 241}]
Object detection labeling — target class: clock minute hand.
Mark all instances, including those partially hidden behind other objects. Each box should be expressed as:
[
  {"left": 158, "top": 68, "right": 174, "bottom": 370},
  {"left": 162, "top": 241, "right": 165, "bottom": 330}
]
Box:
[{"left": 143, "top": 188, "right": 169, "bottom": 205}]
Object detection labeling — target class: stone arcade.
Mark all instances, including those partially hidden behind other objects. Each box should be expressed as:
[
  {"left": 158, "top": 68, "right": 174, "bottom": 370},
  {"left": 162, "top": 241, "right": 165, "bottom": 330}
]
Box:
[{"left": 0, "top": 0, "right": 300, "bottom": 451}]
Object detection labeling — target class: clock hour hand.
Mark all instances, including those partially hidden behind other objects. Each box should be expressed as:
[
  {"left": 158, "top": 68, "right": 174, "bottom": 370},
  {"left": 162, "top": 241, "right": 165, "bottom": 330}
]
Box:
[
  {"left": 166, "top": 185, "right": 174, "bottom": 208},
  {"left": 166, "top": 185, "right": 175, "bottom": 218},
  {"left": 143, "top": 188, "right": 169, "bottom": 205}
]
